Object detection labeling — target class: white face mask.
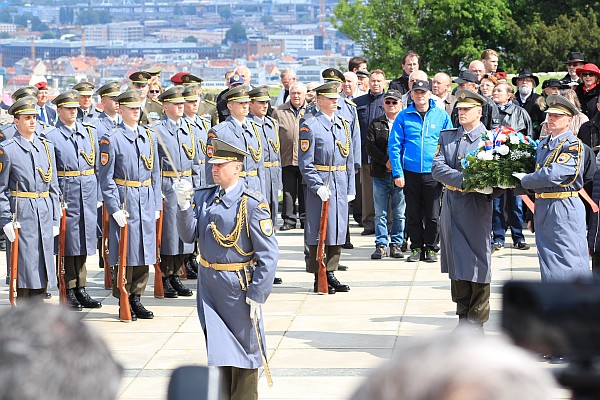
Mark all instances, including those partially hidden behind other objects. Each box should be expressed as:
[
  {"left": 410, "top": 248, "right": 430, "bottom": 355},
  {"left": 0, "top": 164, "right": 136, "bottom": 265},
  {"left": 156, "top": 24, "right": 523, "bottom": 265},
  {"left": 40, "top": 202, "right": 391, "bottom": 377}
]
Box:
[{"left": 519, "top": 85, "right": 532, "bottom": 96}]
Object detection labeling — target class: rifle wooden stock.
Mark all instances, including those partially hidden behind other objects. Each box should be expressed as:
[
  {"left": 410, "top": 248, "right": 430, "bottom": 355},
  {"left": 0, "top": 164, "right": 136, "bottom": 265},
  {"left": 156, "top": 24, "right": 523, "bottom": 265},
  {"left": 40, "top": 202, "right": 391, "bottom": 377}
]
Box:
[
  {"left": 153, "top": 207, "right": 164, "bottom": 298},
  {"left": 8, "top": 226, "right": 18, "bottom": 307},
  {"left": 57, "top": 209, "right": 67, "bottom": 304},
  {"left": 316, "top": 199, "right": 329, "bottom": 295},
  {"left": 118, "top": 222, "right": 132, "bottom": 322},
  {"left": 102, "top": 208, "right": 112, "bottom": 289}
]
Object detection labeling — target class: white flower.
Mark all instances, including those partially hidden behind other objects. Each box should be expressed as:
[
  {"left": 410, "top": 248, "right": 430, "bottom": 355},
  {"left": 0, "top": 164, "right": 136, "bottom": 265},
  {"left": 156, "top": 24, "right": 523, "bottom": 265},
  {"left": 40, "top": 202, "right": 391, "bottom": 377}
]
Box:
[
  {"left": 496, "top": 133, "right": 507, "bottom": 143},
  {"left": 509, "top": 135, "right": 520, "bottom": 145},
  {"left": 482, "top": 151, "right": 494, "bottom": 161},
  {"left": 478, "top": 140, "right": 485, "bottom": 148},
  {"left": 497, "top": 145, "right": 509, "bottom": 155}
]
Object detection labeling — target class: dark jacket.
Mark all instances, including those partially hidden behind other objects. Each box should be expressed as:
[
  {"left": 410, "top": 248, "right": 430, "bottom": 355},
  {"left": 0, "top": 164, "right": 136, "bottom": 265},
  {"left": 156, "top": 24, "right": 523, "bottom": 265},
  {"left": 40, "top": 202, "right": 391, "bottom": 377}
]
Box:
[
  {"left": 497, "top": 102, "right": 532, "bottom": 136},
  {"left": 578, "top": 113, "right": 600, "bottom": 152},
  {"left": 389, "top": 72, "right": 410, "bottom": 95},
  {"left": 451, "top": 95, "right": 499, "bottom": 131},
  {"left": 354, "top": 91, "right": 385, "bottom": 163},
  {"left": 366, "top": 114, "right": 393, "bottom": 178},
  {"left": 514, "top": 93, "right": 545, "bottom": 139},
  {"left": 575, "top": 83, "right": 600, "bottom": 120},
  {"left": 560, "top": 73, "right": 581, "bottom": 87},
  {"left": 587, "top": 163, "right": 600, "bottom": 252}
]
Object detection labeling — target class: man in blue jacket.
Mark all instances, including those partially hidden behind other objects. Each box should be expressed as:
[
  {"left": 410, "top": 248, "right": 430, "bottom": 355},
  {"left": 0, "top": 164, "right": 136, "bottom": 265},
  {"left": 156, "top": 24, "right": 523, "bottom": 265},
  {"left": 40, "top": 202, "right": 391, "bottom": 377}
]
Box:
[{"left": 388, "top": 79, "right": 453, "bottom": 262}]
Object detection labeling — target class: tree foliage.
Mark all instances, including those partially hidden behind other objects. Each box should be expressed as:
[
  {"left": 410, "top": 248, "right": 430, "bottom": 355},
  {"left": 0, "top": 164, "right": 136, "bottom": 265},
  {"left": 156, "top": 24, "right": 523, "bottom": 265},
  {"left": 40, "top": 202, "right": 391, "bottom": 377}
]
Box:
[
  {"left": 223, "top": 22, "right": 246, "bottom": 45},
  {"left": 76, "top": 9, "right": 111, "bottom": 25}
]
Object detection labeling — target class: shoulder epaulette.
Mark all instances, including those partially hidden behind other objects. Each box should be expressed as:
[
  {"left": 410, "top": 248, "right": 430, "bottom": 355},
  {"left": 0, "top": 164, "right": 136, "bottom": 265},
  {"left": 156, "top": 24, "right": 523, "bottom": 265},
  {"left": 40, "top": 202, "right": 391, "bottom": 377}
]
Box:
[
  {"left": 205, "top": 99, "right": 216, "bottom": 106},
  {"left": 81, "top": 121, "right": 97, "bottom": 128},
  {"left": 440, "top": 128, "right": 458, "bottom": 134},
  {"left": 0, "top": 138, "right": 14, "bottom": 147},
  {"left": 344, "top": 98, "right": 356, "bottom": 107},
  {"left": 266, "top": 115, "right": 278, "bottom": 125},
  {"left": 244, "top": 188, "right": 265, "bottom": 202},
  {"left": 151, "top": 98, "right": 162, "bottom": 105}
]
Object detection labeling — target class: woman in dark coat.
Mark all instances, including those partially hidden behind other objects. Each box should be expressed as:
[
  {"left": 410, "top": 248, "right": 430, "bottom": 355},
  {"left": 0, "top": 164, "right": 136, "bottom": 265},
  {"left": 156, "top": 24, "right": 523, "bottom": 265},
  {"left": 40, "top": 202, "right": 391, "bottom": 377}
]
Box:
[{"left": 575, "top": 63, "right": 600, "bottom": 120}]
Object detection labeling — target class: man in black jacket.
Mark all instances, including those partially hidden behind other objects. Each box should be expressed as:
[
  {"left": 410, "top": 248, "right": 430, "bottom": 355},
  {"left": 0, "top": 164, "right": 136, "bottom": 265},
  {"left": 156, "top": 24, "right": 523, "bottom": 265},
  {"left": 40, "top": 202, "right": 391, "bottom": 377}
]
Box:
[
  {"left": 512, "top": 69, "right": 545, "bottom": 139},
  {"left": 365, "top": 90, "right": 405, "bottom": 259},
  {"left": 389, "top": 52, "right": 420, "bottom": 95}
]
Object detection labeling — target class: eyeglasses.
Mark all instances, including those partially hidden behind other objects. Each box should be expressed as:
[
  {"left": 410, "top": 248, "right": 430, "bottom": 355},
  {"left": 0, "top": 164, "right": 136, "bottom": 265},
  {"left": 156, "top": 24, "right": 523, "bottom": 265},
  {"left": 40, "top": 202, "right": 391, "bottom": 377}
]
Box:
[
  {"left": 149, "top": 90, "right": 161, "bottom": 94},
  {"left": 581, "top": 72, "right": 597, "bottom": 78},
  {"left": 384, "top": 100, "right": 399, "bottom": 105}
]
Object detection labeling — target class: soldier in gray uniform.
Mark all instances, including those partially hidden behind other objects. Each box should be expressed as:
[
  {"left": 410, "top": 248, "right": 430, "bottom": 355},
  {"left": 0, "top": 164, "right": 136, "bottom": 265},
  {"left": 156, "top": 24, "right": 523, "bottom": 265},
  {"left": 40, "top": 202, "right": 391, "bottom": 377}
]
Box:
[
  {"left": 0, "top": 87, "right": 51, "bottom": 140},
  {"left": 73, "top": 82, "right": 100, "bottom": 123},
  {"left": 206, "top": 85, "right": 264, "bottom": 192},
  {"left": 45, "top": 90, "right": 102, "bottom": 310},
  {"left": 99, "top": 90, "right": 162, "bottom": 320},
  {"left": 0, "top": 97, "right": 60, "bottom": 303},
  {"left": 514, "top": 94, "right": 591, "bottom": 281},
  {"left": 299, "top": 82, "right": 354, "bottom": 294},
  {"left": 431, "top": 89, "right": 499, "bottom": 330},
  {"left": 181, "top": 73, "right": 219, "bottom": 126},
  {"left": 155, "top": 86, "right": 197, "bottom": 298},
  {"left": 130, "top": 71, "right": 163, "bottom": 126},
  {"left": 174, "top": 138, "right": 277, "bottom": 400}
]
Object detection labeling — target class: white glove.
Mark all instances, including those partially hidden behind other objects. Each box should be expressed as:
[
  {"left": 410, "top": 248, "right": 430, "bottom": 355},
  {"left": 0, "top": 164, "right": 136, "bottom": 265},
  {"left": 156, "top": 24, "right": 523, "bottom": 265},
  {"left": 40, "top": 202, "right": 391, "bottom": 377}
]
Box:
[
  {"left": 246, "top": 297, "right": 262, "bottom": 320},
  {"left": 96, "top": 201, "right": 103, "bottom": 209},
  {"left": 53, "top": 226, "right": 60, "bottom": 237},
  {"left": 347, "top": 194, "right": 355, "bottom": 203},
  {"left": 3, "top": 222, "right": 18, "bottom": 243},
  {"left": 512, "top": 172, "right": 526, "bottom": 180},
  {"left": 316, "top": 185, "right": 330, "bottom": 202},
  {"left": 173, "top": 179, "right": 193, "bottom": 210},
  {"left": 278, "top": 190, "right": 282, "bottom": 198},
  {"left": 112, "top": 210, "right": 128, "bottom": 228},
  {"left": 155, "top": 210, "right": 161, "bottom": 220}
]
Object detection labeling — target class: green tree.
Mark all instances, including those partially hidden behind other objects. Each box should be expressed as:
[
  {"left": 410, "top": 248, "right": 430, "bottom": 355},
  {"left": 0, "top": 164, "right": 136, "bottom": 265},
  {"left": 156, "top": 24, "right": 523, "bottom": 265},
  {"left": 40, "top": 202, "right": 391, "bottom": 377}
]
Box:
[
  {"left": 76, "top": 9, "right": 111, "bottom": 25},
  {"left": 223, "top": 22, "right": 247, "bottom": 44},
  {"left": 183, "top": 35, "right": 198, "bottom": 43}
]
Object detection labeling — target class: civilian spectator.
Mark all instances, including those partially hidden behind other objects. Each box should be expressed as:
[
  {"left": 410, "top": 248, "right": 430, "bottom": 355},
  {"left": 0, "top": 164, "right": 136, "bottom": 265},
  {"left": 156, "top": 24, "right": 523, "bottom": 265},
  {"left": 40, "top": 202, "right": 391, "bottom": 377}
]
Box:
[
  {"left": 274, "top": 68, "right": 297, "bottom": 107},
  {"left": 451, "top": 70, "right": 500, "bottom": 130},
  {"left": 147, "top": 77, "right": 162, "bottom": 100},
  {"left": 342, "top": 71, "right": 364, "bottom": 99},
  {"left": 216, "top": 72, "right": 244, "bottom": 122},
  {"left": 560, "top": 51, "right": 585, "bottom": 88},
  {"left": 479, "top": 74, "right": 498, "bottom": 98},
  {"left": 34, "top": 81, "right": 56, "bottom": 126},
  {"left": 366, "top": 90, "right": 405, "bottom": 259},
  {"left": 432, "top": 72, "right": 456, "bottom": 115},
  {"left": 481, "top": 49, "right": 499, "bottom": 74},
  {"left": 305, "top": 82, "right": 319, "bottom": 105},
  {"left": 468, "top": 60, "right": 486, "bottom": 83},
  {"left": 575, "top": 63, "right": 600, "bottom": 120},
  {"left": 389, "top": 51, "right": 420, "bottom": 95},
  {"left": 348, "top": 56, "right": 368, "bottom": 73},
  {"left": 356, "top": 70, "right": 370, "bottom": 94},
  {"left": 541, "top": 78, "right": 563, "bottom": 97},
  {"left": 579, "top": 95, "right": 600, "bottom": 154},
  {"left": 512, "top": 69, "right": 545, "bottom": 139}
]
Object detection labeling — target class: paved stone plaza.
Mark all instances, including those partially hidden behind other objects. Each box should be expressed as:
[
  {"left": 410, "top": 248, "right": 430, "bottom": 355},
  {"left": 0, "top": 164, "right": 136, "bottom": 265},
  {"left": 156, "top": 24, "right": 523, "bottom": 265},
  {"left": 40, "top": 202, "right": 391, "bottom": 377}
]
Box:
[{"left": 0, "top": 223, "right": 572, "bottom": 399}]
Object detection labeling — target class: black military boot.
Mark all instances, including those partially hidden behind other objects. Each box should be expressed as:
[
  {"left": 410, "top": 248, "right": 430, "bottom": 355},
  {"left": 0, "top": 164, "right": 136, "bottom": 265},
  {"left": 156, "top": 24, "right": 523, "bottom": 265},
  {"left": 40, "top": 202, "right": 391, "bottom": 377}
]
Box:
[
  {"left": 162, "top": 276, "right": 178, "bottom": 298},
  {"left": 185, "top": 258, "right": 198, "bottom": 280},
  {"left": 171, "top": 275, "right": 193, "bottom": 297},
  {"left": 129, "top": 294, "right": 153, "bottom": 319},
  {"left": 313, "top": 273, "right": 335, "bottom": 294},
  {"left": 326, "top": 271, "right": 350, "bottom": 292},
  {"left": 74, "top": 287, "right": 102, "bottom": 309},
  {"left": 119, "top": 300, "right": 137, "bottom": 321},
  {"left": 65, "top": 288, "right": 83, "bottom": 311}
]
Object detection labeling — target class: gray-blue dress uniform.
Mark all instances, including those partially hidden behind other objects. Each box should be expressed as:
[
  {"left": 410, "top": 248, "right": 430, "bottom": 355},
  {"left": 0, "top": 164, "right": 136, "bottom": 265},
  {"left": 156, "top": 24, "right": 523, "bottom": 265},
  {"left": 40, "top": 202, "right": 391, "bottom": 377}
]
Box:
[
  {"left": 0, "top": 120, "right": 51, "bottom": 141},
  {"left": 177, "top": 182, "right": 277, "bottom": 369},
  {"left": 154, "top": 117, "right": 199, "bottom": 255},
  {"left": 95, "top": 112, "right": 120, "bottom": 139},
  {"left": 45, "top": 120, "right": 100, "bottom": 256},
  {"left": 249, "top": 114, "right": 282, "bottom": 225},
  {"left": 76, "top": 107, "right": 100, "bottom": 124},
  {"left": 99, "top": 123, "right": 161, "bottom": 267},
  {"left": 207, "top": 116, "right": 264, "bottom": 191},
  {"left": 298, "top": 112, "right": 355, "bottom": 246},
  {"left": 183, "top": 113, "right": 211, "bottom": 186},
  {"left": 521, "top": 131, "right": 591, "bottom": 281},
  {"left": 0, "top": 133, "right": 60, "bottom": 289}
]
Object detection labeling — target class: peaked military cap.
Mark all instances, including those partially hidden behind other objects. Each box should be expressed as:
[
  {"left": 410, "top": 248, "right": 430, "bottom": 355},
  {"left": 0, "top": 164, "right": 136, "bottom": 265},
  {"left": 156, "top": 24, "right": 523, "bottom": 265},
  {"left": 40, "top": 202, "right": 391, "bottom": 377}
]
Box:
[
  {"left": 158, "top": 86, "right": 185, "bottom": 104},
  {"left": 12, "top": 86, "right": 39, "bottom": 101},
  {"left": 315, "top": 82, "right": 340, "bottom": 99},
  {"left": 208, "top": 138, "right": 249, "bottom": 164},
  {"left": 356, "top": 70, "right": 370, "bottom": 78},
  {"left": 411, "top": 79, "right": 431, "bottom": 91},
  {"left": 52, "top": 90, "right": 80, "bottom": 108},
  {"left": 144, "top": 66, "right": 162, "bottom": 77},
  {"left": 182, "top": 73, "right": 203, "bottom": 85},
  {"left": 223, "top": 84, "right": 251, "bottom": 103},
  {"left": 115, "top": 90, "right": 143, "bottom": 108},
  {"left": 129, "top": 71, "right": 151, "bottom": 85},
  {"left": 322, "top": 68, "right": 344, "bottom": 82},
  {"left": 545, "top": 94, "right": 578, "bottom": 117},
  {"left": 455, "top": 89, "right": 486, "bottom": 108},
  {"left": 8, "top": 96, "right": 38, "bottom": 116},
  {"left": 248, "top": 86, "right": 270, "bottom": 101},
  {"left": 96, "top": 81, "right": 121, "bottom": 98},
  {"left": 72, "top": 81, "right": 95, "bottom": 96},
  {"left": 182, "top": 85, "right": 199, "bottom": 102}
]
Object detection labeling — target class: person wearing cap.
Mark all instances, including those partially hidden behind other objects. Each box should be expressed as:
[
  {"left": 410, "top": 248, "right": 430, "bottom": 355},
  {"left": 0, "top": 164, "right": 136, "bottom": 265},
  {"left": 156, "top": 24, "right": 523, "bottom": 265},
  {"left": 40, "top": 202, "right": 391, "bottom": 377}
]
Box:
[
  {"left": 216, "top": 73, "right": 245, "bottom": 123},
  {"left": 541, "top": 78, "right": 563, "bottom": 98},
  {"left": 44, "top": 90, "right": 102, "bottom": 310},
  {"left": 174, "top": 137, "right": 277, "bottom": 400},
  {"left": 432, "top": 89, "right": 499, "bottom": 330},
  {"left": 298, "top": 81, "right": 355, "bottom": 294},
  {"left": 95, "top": 81, "right": 122, "bottom": 138},
  {"left": 389, "top": 78, "right": 452, "bottom": 263},
  {"left": 560, "top": 51, "right": 586, "bottom": 88},
  {"left": 144, "top": 66, "right": 162, "bottom": 79},
  {"left": 451, "top": 70, "right": 500, "bottom": 130},
  {"left": 154, "top": 85, "right": 198, "bottom": 298},
  {"left": 129, "top": 71, "right": 163, "bottom": 125},
  {"left": 574, "top": 63, "right": 600, "bottom": 119},
  {"left": 34, "top": 81, "right": 56, "bottom": 126},
  {"left": 389, "top": 51, "right": 420, "bottom": 95},
  {"left": 181, "top": 73, "right": 218, "bottom": 127},
  {"left": 513, "top": 94, "right": 591, "bottom": 282},
  {"left": 356, "top": 70, "right": 370, "bottom": 94},
  {"left": 0, "top": 86, "right": 51, "bottom": 140},
  {"left": 0, "top": 96, "right": 60, "bottom": 303},
  {"left": 98, "top": 89, "right": 162, "bottom": 320},
  {"left": 72, "top": 82, "right": 99, "bottom": 123},
  {"left": 511, "top": 69, "right": 545, "bottom": 138},
  {"left": 366, "top": 89, "right": 405, "bottom": 259}
]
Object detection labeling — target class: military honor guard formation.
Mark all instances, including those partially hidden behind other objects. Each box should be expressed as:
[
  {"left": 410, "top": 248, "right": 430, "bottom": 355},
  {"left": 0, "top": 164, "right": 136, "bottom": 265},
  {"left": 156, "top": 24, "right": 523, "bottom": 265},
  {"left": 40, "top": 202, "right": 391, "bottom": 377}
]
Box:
[{"left": 1, "top": 49, "right": 599, "bottom": 398}]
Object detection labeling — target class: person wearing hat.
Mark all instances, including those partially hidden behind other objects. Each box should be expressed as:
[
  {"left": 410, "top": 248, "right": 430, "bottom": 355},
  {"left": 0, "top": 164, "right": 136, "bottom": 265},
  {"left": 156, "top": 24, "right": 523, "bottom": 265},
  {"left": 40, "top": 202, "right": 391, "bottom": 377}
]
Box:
[
  {"left": 575, "top": 63, "right": 600, "bottom": 119},
  {"left": 181, "top": 73, "right": 218, "bottom": 127},
  {"left": 0, "top": 86, "right": 52, "bottom": 140},
  {"left": 511, "top": 68, "right": 545, "bottom": 138},
  {"left": 356, "top": 70, "right": 370, "bottom": 94},
  {"left": 72, "top": 82, "right": 99, "bottom": 123},
  {"left": 298, "top": 81, "right": 354, "bottom": 294},
  {"left": 389, "top": 78, "right": 452, "bottom": 263},
  {"left": 129, "top": 71, "right": 163, "bottom": 125},
  {"left": 432, "top": 89, "right": 500, "bottom": 331},
  {"left": 98, "top": 90, "right": 161, "bottom": 320},
  {"left": 44, "top": 90, "right": 102, "bottom": 310},
  {"left": 34, "top": 81, "right": 56, "bottom": 126},
  {"left": 216, "top": 73, "right": 245, "bottom": 123},
  {"left": 173, "top": 137, "right": 277, "bottom": 400},
  {"left": 451, "top": 70, "right": 500, "bottom": 131},
  {"left": 0, "top": 96, "right": 60, "bottom": 304},
  {"left": 95, "top": 81, "right": 122, "bottom": 138},
  {"left": 366, "top": 89, "right": 405, "bottom": 259},
  {"left": 144, "top": 66, "right": 162, "bottom": 79},
  {"left": 154, "top": 85, "right": 197, "bottom": 298},
  {"left": 513, "top": 94, "right": 591, "bottom": 282},
  {"left": 560, "top": 51, "right": 586, "bottom": 88}
]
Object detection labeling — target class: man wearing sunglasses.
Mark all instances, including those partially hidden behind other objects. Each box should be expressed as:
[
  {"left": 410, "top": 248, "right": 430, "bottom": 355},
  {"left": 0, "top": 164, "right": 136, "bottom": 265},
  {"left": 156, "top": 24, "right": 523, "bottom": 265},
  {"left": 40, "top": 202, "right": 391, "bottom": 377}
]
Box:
[{"left": 129, "top": 71, "right": 163, "bottom": 126}]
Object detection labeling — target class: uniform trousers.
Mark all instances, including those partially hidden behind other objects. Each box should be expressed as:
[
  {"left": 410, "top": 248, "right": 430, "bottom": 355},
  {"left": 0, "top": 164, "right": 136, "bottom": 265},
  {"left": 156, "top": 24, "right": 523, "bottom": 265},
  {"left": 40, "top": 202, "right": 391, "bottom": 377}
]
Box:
[
  {"left": 160, "top": 254, "right": 185, "bottom": 277},
  {"left": 112, "top": 265, "right": 149, "bottom": 297},
  {"left": 16, "top": 288, "right": 46, "bottom": 302},
  {"left": 219, "top": 367, "right": 258, "bottom": 400},
  {"left": 307, "top": 245, "right": 342, "bottom": 273},
  {"left": 450, "top": 279, "right": 490, "bottom": 324},
  {"left": 360, "top": 164, "right": 374, "bottom": 231},
  {"left": 404, "top": 171, "right": 442, "bottom": 250},
  {"left": 281, "top": 166, "right": 305, "bottom": 226},
  {"left": 64, "top": 255, "right": 87, "bottom": 289}
]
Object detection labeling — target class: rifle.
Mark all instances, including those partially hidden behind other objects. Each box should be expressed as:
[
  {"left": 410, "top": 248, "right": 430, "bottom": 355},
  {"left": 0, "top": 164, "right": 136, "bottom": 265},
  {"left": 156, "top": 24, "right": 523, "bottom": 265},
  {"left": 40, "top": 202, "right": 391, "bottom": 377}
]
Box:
[
  {"left": 8, "top": 188, "right": 20, "bottom": 307},
  {"left": 57, "top": 171, "right": 67, "bottom": 304},
  {"left": 154, "top": 203, "right": 164, "bottom": 298},
  {"left": 102, "top": 207, "right": 112, "bottom": 289},
  {"left": 117, "top": 175, "right": 132, "bottom": 322},
  {"left": 316, "top": 154, "right": 334, "bottom": 295}
]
